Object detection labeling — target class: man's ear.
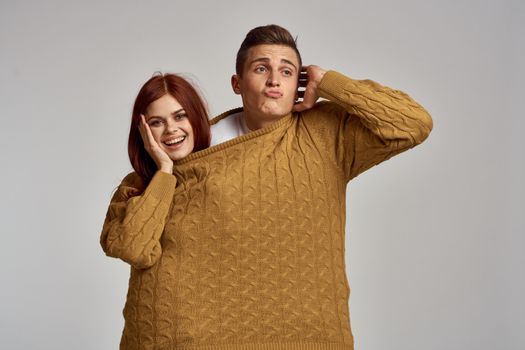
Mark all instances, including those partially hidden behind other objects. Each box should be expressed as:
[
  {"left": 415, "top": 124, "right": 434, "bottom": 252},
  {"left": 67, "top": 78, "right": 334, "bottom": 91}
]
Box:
[{"left": 231, "top": 74, "right": 242, "bottom": 95}]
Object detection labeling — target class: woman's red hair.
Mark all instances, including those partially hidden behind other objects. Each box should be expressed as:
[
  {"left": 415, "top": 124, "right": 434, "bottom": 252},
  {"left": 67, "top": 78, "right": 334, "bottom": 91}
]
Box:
[{"left": 128, "top": 73, "right": 210, "bottom": 183}]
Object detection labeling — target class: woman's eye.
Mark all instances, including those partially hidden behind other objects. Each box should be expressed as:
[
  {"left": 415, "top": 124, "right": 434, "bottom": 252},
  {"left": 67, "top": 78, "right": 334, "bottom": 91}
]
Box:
[
  {"left": 175, "top": 114, "right": 187, "bottom": 121},
  {"left": 148, "top": 120, "right": 162, "bottom": 127}
]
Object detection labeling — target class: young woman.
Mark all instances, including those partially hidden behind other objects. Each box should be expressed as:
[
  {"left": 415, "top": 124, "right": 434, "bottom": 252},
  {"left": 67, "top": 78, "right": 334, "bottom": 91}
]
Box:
[
  {"left": 101, "top": 72, "right": 210, "bottom": 264},
  {"left": 100, "top": 74, "right": 210, "bottom": 341},
  {"left": 128, "top": 73, "right": 211, "bottom": 183}
]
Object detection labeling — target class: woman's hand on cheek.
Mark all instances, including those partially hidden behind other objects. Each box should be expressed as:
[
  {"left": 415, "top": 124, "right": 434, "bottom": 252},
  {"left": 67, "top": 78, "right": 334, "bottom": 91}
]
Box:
[{"left": 139, "top": 114, "right": 174, "bottom": 173}]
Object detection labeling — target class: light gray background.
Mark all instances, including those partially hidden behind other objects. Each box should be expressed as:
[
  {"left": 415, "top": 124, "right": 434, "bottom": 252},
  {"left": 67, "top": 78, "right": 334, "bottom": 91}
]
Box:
[{"left": 1, "top": 0, "right": 523, "bottom": 349}]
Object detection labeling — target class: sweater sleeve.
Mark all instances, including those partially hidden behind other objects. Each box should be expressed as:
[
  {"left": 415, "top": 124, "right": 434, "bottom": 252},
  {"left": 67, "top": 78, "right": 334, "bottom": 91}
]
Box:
[
  {"left": 308, "top": 70, "right": 433, "bottom": 182},
  {"left": 99, "top": 170, "right": 177, "bottom": 269}
]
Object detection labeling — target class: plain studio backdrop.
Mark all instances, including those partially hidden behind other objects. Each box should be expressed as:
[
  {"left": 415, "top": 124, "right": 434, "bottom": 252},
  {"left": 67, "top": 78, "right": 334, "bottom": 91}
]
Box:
[{"left": 1, "top": 0, "right": 523, "bottom": 349}]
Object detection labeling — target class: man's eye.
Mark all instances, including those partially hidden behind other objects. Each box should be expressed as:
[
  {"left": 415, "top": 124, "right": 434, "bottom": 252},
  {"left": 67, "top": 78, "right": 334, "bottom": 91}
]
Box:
[
  {"left": 282, "top": 69, "right": 293, "bottom": 76},
  {"left": 255, "top": 66, "right": 267, "bottom": 73}
]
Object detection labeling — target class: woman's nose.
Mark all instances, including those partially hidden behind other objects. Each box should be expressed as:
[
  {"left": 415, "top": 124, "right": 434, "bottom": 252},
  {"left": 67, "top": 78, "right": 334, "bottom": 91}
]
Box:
[{"left": 166, "top": 120, "right": 178, "bottom": 133}]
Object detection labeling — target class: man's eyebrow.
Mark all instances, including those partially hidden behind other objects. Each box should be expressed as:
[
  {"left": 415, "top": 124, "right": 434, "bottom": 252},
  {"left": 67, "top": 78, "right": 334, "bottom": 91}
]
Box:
[
  {"left": 249, "top": 57, "right": 298, "bottom": 71},
  {"left": 280, "top": 59, "right": 298, "bottom": 71},
  {"left": 248, "top": 57, "right": 270, "bottom": 66}
]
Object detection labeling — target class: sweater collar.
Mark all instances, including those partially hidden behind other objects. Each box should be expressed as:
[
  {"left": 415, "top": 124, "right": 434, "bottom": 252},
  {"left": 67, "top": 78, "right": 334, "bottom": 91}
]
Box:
[{"left": 173, "top": 107, "right": 294, "bottom": 166}]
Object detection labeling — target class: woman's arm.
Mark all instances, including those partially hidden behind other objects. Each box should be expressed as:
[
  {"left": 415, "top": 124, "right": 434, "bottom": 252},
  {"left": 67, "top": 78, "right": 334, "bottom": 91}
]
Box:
[{"left": 100, "top": 170, "right": 176, "bottom": 269}]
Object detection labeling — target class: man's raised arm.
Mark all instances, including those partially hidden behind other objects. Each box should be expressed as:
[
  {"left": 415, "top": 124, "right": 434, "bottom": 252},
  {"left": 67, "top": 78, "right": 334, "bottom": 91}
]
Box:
[{"left": 296, "top": 65, "right": 433, "bottom": 182}]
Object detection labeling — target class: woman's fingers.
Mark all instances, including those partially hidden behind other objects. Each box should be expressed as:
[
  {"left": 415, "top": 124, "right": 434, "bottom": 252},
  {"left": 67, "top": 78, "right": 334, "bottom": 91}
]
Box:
[
  {"left": 140, "top": 115, "right": 160, "bottom": 151},
  {"left": 138, "top": 115, "right": 148, "bottom": 145},
  {"left": 138, "top": 114, "right": 173, "bottom": 169},
  {"left": 139, "top": 115, "right": 154, "bottom": 147}
]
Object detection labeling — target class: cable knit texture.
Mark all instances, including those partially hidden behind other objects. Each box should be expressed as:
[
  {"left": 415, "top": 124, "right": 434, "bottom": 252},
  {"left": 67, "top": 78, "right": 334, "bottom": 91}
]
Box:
[{"left": 100, "top": 71, "right": 433, "bottom": 350}]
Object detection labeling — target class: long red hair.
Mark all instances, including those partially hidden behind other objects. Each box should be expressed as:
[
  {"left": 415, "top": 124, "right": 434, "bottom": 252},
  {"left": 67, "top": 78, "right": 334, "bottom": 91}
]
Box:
[{"left": 128, "top": 73, "right": 210, "bottom": 183}]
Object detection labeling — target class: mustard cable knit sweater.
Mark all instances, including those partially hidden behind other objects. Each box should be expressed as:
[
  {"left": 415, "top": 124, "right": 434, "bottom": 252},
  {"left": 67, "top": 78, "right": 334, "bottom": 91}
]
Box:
[{"left": 100, "top": 71, "right": 433, "bottom": 350}]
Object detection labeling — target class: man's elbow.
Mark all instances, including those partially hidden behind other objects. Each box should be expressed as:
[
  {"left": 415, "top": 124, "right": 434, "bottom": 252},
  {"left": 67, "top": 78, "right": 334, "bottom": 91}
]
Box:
[{"left": 413, "top": 109, "right": 433, "bottom": 145}]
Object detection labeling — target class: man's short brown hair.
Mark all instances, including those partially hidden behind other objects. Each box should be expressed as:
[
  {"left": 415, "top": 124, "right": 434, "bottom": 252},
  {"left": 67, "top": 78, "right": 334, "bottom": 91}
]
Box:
[{"left": 236, "top": 24, "right": 302, "bottom": 76}]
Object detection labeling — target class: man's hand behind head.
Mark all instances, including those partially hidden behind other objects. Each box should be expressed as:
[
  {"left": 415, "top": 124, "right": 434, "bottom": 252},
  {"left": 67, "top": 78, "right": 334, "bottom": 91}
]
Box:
[{"left": 293, "top": 65, "right": 327, "bottom": 113}]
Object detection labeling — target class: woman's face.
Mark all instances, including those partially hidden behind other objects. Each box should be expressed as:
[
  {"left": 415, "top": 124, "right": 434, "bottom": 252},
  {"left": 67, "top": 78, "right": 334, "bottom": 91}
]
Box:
[{"left": 144, "top": 94, "right": 195, "bottom": 161}]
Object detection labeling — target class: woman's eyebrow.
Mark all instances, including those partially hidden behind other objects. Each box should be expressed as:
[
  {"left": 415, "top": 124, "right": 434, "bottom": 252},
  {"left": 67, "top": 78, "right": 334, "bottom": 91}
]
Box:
[
  {"left": 147, "top": 108, "right": 185, "bottom": 120},
  {"left": 172, "top": 108, "right": 185, "bottom": 116}
]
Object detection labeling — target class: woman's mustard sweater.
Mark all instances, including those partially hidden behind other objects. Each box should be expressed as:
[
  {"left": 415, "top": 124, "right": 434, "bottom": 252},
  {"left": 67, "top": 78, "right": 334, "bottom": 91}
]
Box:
[{"left": 100, "top": 71, "right": 433, "bottom": 350}]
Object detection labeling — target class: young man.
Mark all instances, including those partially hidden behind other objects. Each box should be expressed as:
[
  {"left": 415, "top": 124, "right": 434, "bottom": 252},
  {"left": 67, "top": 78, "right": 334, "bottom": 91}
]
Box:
[{"left": 207, "top": 24, "right": 433, "bottom": 349}]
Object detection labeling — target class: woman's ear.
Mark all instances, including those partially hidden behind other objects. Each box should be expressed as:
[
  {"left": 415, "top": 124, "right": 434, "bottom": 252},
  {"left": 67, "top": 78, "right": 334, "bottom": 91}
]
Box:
[{"left": 231, "top": 74, "right": 242, "bottom": 95}]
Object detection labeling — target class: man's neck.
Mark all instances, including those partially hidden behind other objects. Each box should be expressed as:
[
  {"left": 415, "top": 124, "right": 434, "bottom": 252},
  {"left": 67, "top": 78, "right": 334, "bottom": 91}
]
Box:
[{"left": 243, "top": 112, "right": 287, "bottom": 131}]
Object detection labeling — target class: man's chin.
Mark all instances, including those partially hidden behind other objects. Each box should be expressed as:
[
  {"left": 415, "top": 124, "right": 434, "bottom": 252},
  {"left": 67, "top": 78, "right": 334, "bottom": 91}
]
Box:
[{"left": 259, "top": 107, "right": 293, "bottom": 119}]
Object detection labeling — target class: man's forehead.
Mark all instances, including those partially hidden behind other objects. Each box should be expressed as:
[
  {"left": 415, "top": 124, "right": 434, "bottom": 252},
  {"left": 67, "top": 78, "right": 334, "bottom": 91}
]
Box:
[{"left": 246, "top": 44, "right": 300, "bottom": 67}]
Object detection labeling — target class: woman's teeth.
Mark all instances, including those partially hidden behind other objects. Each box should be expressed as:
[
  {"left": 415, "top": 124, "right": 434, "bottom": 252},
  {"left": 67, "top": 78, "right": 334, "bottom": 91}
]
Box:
[{"left": 165, "top": 136, "right": 185, "bottom": 145}]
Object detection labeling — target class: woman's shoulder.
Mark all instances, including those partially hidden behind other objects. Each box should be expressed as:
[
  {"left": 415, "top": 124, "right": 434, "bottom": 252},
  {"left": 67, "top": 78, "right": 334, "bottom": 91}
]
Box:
[
  {"left": 118, "top": 171, "right": 146, "bottom": 193},
  {"left": 121, "top": 171, "right": 141, "bottom": 185}
]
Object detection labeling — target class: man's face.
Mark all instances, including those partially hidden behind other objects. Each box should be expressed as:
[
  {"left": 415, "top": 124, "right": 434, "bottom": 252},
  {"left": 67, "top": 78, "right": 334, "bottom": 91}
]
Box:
[{"left": 232, "top": 44, "right": 300, "bottom": 127}]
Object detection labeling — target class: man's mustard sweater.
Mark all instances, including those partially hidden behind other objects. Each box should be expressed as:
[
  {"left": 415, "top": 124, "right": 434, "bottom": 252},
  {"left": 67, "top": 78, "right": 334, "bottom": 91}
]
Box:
[{"left": 100, "top": 71, "right": 433, "bottom": 350}]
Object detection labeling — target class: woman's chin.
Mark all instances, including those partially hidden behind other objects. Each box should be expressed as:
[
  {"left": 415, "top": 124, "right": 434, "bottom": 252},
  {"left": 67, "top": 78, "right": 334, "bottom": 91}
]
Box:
[{"left": 166, "top": 145, "right": 193, "bottom": 161}]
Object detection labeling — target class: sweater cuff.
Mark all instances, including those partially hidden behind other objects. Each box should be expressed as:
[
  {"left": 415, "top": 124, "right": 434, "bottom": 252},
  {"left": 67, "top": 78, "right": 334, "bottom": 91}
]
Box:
[
  {"left": 318, "top": 70, "right": 353, "bottom": 101},
  {"left": 145, "top": 171, "right": 177, "bottom": 201}
]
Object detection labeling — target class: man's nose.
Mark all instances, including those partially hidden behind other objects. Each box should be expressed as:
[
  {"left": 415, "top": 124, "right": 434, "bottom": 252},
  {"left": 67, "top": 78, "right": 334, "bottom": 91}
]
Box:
[{"left": 266, "top": 70, "right": 280, "bottom": 86}]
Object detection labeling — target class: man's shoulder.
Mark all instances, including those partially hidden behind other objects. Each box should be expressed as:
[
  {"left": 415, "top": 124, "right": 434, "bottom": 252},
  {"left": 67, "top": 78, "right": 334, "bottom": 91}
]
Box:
[
  {"left": 209, "top": 107, "right": 244, "bottom": 146},
  {"left": 298, "top": 100, "right": 347, "bottom": 126},
  {"left": 210, "top": 107, "right": 244, "bottom": 126}
]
